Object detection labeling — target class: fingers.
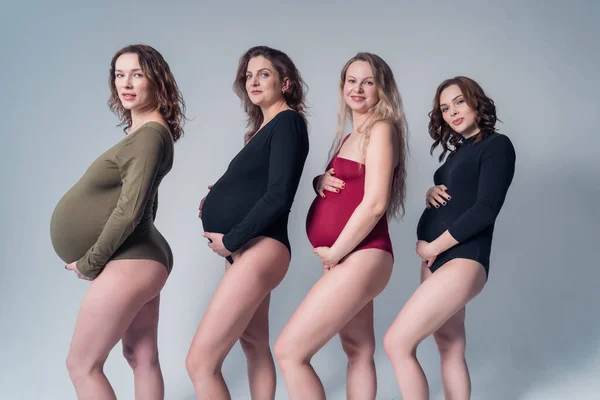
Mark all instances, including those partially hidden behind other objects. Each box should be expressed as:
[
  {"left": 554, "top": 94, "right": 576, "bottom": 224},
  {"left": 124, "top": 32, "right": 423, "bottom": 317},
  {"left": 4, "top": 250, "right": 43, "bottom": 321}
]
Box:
[
  {"left": 433, "top": 194, "right": 447, "bottom": 206},
  {"left": 424, "top": 255, "right": 437, "bottom": 268},
  {"left": 427, "top": 197, "right": 443, "bottom": 208},
  {"left": 198, "top": 199, "right": 205, "bottom": 217},
  {"left": 323, "top": 184, "right": 341, "bottom": 193},
  {"left": 436, "top": 185, "right": 451, "bottom": 200},
  {"left": 321, "top": 176, "right": 345, "bottom": 192},
  {"left": 208, "top": 184, "right": 213, "bottom": 189},
  {"left": 427, "top": 187, "right": 451, "bottom": 208},
  {"left": 316, "top": 169, "right": 346, "bottom": 197}
]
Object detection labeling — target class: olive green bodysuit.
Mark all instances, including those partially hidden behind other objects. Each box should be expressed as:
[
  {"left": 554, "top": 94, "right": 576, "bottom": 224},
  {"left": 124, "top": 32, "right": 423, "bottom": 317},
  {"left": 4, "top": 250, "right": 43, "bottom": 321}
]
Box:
[{"left": 50, "top": 122, "right": 174, "bottom": 279}]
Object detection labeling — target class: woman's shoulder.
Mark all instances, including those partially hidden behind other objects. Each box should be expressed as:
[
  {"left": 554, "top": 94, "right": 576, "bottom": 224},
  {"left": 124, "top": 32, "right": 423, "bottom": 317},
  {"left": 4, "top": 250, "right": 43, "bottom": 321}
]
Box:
[{"left": 271, "top": 109, "right": 308, "bottom": 135}]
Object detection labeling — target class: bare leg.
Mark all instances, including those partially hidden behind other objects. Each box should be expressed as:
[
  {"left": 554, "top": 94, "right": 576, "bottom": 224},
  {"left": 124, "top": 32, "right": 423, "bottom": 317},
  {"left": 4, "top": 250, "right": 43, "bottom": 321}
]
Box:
[
  {"left": 66, "top": 260, "right": 168, "bottom": 400},
  {"left": 434, "top": 306, "right": 469, "bottom": 400},
  {"left": 383, "top": 259, "right": 486, "bottom": 400},
  {"left": 339, "top": 301, "right": 377, "bottom": 400},
  {"left": 186, "top": 237, "right": 289, "bottom": 400},
  {"left": 275, "top": 249, "right": 393, "bottom": 400},
  {"left": 122, "top": 294, "right": 164, "bottom": 400},
  {"left": 239, "top": 294, "right": 276, "bottom": 400}
]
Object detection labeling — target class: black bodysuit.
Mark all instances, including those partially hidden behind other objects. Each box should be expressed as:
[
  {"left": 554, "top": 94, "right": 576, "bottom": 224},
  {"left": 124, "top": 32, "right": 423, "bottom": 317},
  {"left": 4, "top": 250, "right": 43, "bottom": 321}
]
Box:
[
  {"left": 201, "top": 110, "right": 309, "bottom": 262},
  {"left": 416, "top": 132, "right": 516, "bottom": 277}
]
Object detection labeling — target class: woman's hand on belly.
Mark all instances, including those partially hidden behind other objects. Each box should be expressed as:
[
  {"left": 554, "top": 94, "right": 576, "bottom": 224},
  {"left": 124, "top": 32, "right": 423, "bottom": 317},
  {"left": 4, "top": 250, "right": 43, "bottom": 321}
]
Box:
[
  {"left": 203, "top": 232, "right": 232, "bottom": 258},
  {"left": 416, "top": 240, "right": 439, "bottom": 268},
  {"left": 426, "top": 184, "right": 451, "bottom": 208},
  {"left": 313, "top": 246, "right": 343, "bottom": 270},
  {"left": 198, "top": 184, "right": 214, "bottom": 218},
  {"left": 316, "top": 168, "right": 345, "bottom": 199},
  {"left": 65, "top": 261, "right": 92, "bottom": 281}
]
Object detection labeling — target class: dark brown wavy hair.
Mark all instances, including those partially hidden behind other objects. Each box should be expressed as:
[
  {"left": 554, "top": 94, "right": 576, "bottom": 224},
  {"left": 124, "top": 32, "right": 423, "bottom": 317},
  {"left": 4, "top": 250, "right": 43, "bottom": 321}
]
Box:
[
  {"left": 332, "top": 52, "right": 409, "bottom": 218},
  {"left": 108, "top": 44, "right": 186, "bottom": 142},
  {"left": 233, "top": 46, "right": 308, "bottom": 144},
  {"left": 428, "top": 76, "right": 498, "bottom": 161}
]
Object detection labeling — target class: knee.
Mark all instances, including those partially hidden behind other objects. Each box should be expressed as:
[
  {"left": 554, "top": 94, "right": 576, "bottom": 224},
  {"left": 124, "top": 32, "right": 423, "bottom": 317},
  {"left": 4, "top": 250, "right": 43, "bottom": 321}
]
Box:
[
  {"left": 186, "top": 342, "right": 220, "bottom": 380},
  {"left": 185, "top": 351, "right": 203, "bottom": 380},
  {"left": 341, "top": 337, "right": 375, "bottom": 364},
  {"left": 273, "top": 336, "right": 303, "bottom": 370},
  {"left": 239, "top": 333, "right": 270, "bottom": 358},
  {"left": 383, "top": 329, "right": 417, "bottom": 360},
  {"left": 122, "top": 342, "right": 159, "bottom": 370},
  {"left": 433, "top": 330, "right": 466, "bottom": 359},
  {"left": 66, "top": 351, "right": 101, "bottom": 379}
]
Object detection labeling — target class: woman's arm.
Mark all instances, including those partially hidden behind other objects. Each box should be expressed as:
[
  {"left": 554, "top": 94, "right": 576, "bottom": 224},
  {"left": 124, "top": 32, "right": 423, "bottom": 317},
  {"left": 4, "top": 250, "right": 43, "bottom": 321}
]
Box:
[
  {"left": 221, "top": 113, "right": 309, "bottom": 253},
  {"left": 76, "top": 127, "right": 167, "bottom": 278},
  {"left": 423, "top": 135, "right": 516, "bottom": 258},
  {"left": 325, "top": 122, "right": 396, "bottom": 263}
]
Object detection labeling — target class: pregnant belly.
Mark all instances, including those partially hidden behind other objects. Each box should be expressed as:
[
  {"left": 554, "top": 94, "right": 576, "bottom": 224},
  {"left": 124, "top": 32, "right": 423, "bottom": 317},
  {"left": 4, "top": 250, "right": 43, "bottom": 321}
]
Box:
[
  {"left": 416, "top": 208, "right": 453, "bottom": 242},
  {"left": 50, "top": 190, "right": 113, "bottom": 263},
  {"left": 201, "top": 188, "right": 256, "bottom": 234},
  {"left": 306, "top": 194, "right": 356, "bottom": 248}
]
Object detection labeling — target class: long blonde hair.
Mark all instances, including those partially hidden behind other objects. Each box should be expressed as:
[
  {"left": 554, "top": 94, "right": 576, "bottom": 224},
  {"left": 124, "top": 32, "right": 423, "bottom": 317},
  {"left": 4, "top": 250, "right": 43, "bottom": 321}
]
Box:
[{"left": 329, "top": 52, "right": 408, "bottom": 218}]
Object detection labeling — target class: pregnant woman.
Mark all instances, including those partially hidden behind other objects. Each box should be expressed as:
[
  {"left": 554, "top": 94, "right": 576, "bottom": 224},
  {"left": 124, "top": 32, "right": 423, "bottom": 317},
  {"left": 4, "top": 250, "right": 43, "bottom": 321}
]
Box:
[
  {"left": 187, "top": 46, "right": 309, "bottom": 400},
  {"left": 50, "top": 44, "right": 185, "bottom": 399},
  {"left": 275, "top": 52, "right": 408, "bottom": 400},
  {"left": 384, "top": 76, "right": 516, "bottom": 399}
]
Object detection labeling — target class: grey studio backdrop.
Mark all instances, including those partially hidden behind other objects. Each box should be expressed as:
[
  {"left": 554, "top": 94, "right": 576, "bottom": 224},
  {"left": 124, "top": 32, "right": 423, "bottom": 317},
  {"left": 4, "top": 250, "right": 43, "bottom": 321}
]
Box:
[{"left": 1, "top": 0, "right": 598, "bottom": 399}]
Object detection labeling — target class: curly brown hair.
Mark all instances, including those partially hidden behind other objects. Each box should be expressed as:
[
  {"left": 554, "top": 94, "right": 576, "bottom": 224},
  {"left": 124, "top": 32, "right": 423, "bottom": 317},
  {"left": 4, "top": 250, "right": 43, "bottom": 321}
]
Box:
[
  {"left": 332, "top": 52, "right": 409, "bottom": 218},
  {"left": 428, "top": 76, "right": 498, "bottom": 161},
  {"left": 108, "top": 44, "right": 186, "bottom": 142},
  {"left": 233, "top": 46, "right": 308, "bottom": 144}
]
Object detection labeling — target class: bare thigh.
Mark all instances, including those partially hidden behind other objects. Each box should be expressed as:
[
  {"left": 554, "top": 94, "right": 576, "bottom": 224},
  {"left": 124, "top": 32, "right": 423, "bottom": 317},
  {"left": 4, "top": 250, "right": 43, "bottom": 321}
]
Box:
[
  {"left": 420, "top": 265, "right": 467, "bottom": 346},
  {"left": 338, "top": 301, "right": 375, "bottom": 356},
  {"left": 277, "top": 249, "right": 392, "bottom": 360},
  {"left": 68, "top": 260, "right": 168, "bottom": 367},
  {"left": 239, "top": 293, "right": 271, "bottom": 350},
  {"left": 122, "top": 294, "right": 161, "bottom": 362},
  {"left": 386, "top": 259, "right": 485, "bottom": 348},
  {"left": 188, "top": 237, "right": 289, "bottom": 361}
]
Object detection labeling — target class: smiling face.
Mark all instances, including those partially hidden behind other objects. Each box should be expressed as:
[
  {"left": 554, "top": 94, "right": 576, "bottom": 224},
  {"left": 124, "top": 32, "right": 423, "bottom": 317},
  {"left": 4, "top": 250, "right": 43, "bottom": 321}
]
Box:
[
  {"left": 245, "top": 56, "right": 288, "bottom": 108},
  {"left": 439, "top": 84, "right": 479, "bottom": 137},
  {"left": 343, "top": 61, "right": 379, "bottom": 114},
  {"left": 114, "top": 53, "right": 155, "bottom": 112}
]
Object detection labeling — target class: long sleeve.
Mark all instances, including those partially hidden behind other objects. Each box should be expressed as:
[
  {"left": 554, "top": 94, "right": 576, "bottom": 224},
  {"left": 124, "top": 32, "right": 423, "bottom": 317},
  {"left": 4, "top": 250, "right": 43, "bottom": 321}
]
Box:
[
  {"left": 447, "top": 135, "right": 516, "bottom": 242},
  {"left": 77, "top": 129, "right": 166, "bottom": 278},
  {"left": 222, "top": 115, "right": 309, "bottom": 253}
]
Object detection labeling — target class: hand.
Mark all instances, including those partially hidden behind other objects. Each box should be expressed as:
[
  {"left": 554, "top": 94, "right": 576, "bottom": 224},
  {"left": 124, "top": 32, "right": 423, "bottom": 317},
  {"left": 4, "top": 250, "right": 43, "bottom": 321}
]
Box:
[
  {"left": 198, "top": 185, "right": 214, "bottom": 218},
  {"left": 316, "top": 168, "right": 345, "bottom": 199},
  {"left": 203, "top": 232, "right": 232, "bottom": 257},
  {"left": 426, "top": 184, "right": 451, "bottom": 208},
  {"left": 313, "top": 246, "right": 343, "bottom": 270},
  {"left": 65, "top": 261, "right": 92, "bottom": 281},
  {"left": 416, "top": 240, "right": 438, "bottom": 268}
]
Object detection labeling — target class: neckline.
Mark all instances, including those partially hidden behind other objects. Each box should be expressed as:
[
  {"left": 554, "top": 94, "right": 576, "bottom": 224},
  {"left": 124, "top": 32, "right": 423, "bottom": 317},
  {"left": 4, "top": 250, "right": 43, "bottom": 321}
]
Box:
[
  {"left": 248, "top": 109, "right": 296, "bottom": 144},
  {"left": 461, "top": 132, "right": 481, "bottom": 146},
  {"left": 129, "top": 121, "right": 169, "bottom": 134},
  {"left": 335, "top": 155, "right": 365, "bottom": 166},
  {"left": 127, "top": 121, "right": 174, "bottom": 144}
]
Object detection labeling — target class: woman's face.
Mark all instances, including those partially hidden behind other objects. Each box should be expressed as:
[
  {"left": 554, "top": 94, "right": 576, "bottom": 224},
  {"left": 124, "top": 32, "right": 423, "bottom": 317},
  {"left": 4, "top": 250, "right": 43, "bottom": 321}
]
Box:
[
  {"left": 343, "top": 61, "right": 379, "bottom": 114},
  {"left": 114, "top": 53, "right": 154, "bottom": 112},
  {"left": 245, "top": 56, "right": 287, "bottom": 108},
  {"left": 439, "top": 84, "right": 478, "bottom": 137}
]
